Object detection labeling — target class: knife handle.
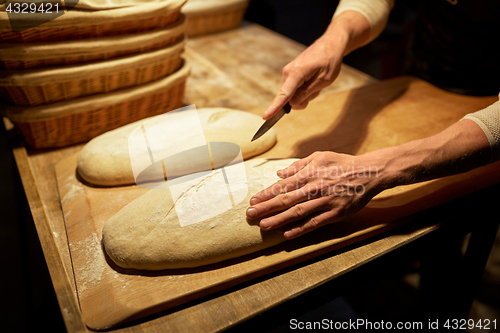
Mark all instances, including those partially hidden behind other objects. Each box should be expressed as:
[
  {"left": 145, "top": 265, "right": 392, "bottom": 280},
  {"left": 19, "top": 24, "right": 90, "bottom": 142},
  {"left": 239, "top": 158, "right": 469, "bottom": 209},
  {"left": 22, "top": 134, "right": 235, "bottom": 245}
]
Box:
[{"left": 283, "top": 103, "right": 291, "bottom": 114}]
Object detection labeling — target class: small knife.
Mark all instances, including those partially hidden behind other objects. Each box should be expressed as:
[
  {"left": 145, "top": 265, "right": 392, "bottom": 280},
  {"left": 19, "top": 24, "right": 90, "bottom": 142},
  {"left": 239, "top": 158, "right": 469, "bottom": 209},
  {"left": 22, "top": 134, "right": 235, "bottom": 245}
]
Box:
[{"left": 251, "top": 103, "right": 291, "bottom": 142}]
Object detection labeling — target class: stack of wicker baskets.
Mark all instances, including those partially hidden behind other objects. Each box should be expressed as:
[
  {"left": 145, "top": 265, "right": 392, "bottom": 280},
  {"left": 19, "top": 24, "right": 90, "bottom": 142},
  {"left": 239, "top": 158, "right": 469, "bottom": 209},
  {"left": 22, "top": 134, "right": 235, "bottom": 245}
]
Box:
[
  {"left": 0, "top": 0, "right": 190, "bottom": 149},
  {"left": 182, "top": 0, "right": 250, "bottom": 37}
]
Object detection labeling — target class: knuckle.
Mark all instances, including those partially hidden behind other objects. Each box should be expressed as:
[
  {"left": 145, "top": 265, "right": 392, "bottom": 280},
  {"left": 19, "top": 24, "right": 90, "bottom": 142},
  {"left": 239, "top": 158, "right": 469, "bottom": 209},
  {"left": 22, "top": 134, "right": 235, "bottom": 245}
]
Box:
[
  {"left": 308, "top": 216, "right": 320, "bottom": 228},
  {"left": 277, "top": 88, "right": 290, "bottom": 99},
  {"left": 295, "top": 174, "right": 308, "bottom": 187},
  {"left": 278, "top": 192, "right": 292, "bottom": 207},
  {"left": 294, "top": 204, "right": 306, "bottom": 218}
]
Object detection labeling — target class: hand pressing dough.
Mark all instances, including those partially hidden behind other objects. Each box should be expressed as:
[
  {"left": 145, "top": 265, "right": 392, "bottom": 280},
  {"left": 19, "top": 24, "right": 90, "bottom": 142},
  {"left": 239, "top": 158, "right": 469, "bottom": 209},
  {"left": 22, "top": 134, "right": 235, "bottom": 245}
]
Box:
[
  {"left": 102, "top": 158, "right": 296, "bottom": 270},
  {"left": 77, "top": 108, "right": 277, "bottom": 186}
]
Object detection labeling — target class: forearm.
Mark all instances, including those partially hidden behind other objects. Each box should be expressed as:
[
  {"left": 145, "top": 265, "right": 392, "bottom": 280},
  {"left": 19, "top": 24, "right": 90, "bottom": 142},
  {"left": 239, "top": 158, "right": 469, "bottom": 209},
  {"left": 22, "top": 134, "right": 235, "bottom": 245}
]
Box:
[
  {"left": 333, "top": 0, "right": 394, "bottom": 47},
  {"left": 264, "top": 0, "right": 392, "bottom": 118},
  {"left": 315, "top": 0, "right": 395, "bottom": 67},
  {"left": 373, "top": 119, "right": 492, "bottom": 190},
  {"left": 249, "top": 104, "right": 496, "bottom": 239},
  {"left": 321, "top": 10, "right": 371, "bottom": 57}
]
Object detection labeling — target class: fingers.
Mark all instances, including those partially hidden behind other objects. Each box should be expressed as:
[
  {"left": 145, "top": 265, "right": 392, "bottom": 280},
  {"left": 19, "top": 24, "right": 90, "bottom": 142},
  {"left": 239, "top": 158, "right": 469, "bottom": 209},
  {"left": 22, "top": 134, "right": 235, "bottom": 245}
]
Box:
[
  {"left": 245, "top": 150, "right": 380, "bottom": 239},
  {"left": 289, "top": 73, "right": 321, "bottom": 106},
  {"left": 291, "top": 91, "right": 321, "bottom": 110},
  {"left": 263, "top": 59, "right": 321, "bottom": 119},
  {"left": 247, "top": 182, "right": 326, "bottom": 220},
  {"left": 258, "top": 198, "right": 326, "bottom": 231},
  {"left": 265, "top": 69, "right": 328, "bottom": 118},
  {"left": 276, "top": 158, "right": 310, "bottom": 179},
  {"left": 248, "top": 176, "right": 306, "bottom": 207},
  {"left": 265, "top": 37, "right": 342, "bottom": 119},
  {"left": 251, "top": 153, "right": 317, "bottom": 206},
  {"left": 289, "top": 67, "right": 337, "bottom": 108},
  {"left": 248, "top": 156, "right": 313, "bottom": 209},
  {"left": 263, "top": 74, "right": 304, "bottom": 120},
  {"left": 283, "top": 210, "right": 337, "bottom": 239}
]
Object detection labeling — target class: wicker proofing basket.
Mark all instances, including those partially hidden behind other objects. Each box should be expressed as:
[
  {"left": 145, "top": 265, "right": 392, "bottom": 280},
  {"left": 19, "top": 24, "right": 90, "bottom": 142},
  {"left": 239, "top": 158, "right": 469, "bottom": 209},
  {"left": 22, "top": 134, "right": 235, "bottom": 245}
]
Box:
[
  {"left": 0, "top": 60, "right": 190, "bottom": 149},
  {"left": 0, "top": 0, "right": 186, "bottom": 43},
  {"left": 182, "top": 0, "right": 249, "bottom": 37},
  {"left": 0, "top": 14, "right": 186, "bottom": 70},
  {"left": 0, "top": 37, "right": 186, "bottom": 106}
]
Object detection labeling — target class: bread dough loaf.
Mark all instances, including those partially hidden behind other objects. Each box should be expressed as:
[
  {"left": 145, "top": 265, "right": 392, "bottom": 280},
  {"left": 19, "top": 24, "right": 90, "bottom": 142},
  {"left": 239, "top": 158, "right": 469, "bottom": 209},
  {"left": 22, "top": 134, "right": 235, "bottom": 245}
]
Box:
[
  {"left": 102, "top": 158, "right": 296, "bottom": 270},
  {"left": 77, "top": 108, "right": 277, "bottom": 186},
  {"left": 182, "top": 0, "right": 248, "bottom": 15}
]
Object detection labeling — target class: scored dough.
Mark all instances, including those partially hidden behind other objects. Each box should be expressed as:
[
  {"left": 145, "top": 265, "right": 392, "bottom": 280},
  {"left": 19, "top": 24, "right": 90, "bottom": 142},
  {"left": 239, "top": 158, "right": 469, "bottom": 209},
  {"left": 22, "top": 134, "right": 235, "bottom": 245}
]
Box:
[
  {"left": 102, "top": 158, "right": 296, "bottom": 270},
  {"left": 77, "top": 108, "right": 277, "bottom": 186}
]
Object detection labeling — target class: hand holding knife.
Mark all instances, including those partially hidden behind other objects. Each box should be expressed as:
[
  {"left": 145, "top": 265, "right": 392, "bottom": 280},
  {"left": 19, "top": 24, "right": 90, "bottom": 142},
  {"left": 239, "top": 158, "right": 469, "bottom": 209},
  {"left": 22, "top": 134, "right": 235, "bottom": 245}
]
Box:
[{"left": 251, "top": 103, "right": 291, "bottom": 142}]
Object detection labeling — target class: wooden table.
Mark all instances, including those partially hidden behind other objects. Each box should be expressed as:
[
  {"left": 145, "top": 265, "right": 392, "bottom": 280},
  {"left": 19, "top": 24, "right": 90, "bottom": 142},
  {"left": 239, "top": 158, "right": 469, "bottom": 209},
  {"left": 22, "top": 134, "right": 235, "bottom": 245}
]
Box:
[{"left": 5, "top": 23, "right": 500, "bottom": 332}]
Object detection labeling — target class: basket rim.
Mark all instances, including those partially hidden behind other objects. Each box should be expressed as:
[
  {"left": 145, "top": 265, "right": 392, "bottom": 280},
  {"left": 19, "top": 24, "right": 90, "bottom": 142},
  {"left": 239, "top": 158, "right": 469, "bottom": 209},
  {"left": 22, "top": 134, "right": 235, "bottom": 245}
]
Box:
[
  {"left": 182, "top": 0, "right": 249, "bottom": 15},
  {"left": 0, "top": 37, "right": 186, "bottom": 85},
  {"left": 1, "top": 60, "right": 190, "bottom": 122},
  {"left": 68, "top": 0, "right": 182, "bottom": 11},
  {"left": 0, "top": 14, "right": 185, "bottom": 61},
  {"left": 0, "top": 0, "right": 185, "bottom": 31}
]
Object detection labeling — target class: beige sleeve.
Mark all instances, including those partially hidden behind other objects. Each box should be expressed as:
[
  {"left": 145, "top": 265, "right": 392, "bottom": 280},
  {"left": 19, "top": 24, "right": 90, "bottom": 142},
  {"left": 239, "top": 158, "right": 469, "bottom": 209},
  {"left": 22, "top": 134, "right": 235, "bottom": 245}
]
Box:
[
  {"left": 333, "top": 0, "right": 395, "bottom": 45},
  {"left": 462, "top": 96, "right": 500, "bottom": 163}
]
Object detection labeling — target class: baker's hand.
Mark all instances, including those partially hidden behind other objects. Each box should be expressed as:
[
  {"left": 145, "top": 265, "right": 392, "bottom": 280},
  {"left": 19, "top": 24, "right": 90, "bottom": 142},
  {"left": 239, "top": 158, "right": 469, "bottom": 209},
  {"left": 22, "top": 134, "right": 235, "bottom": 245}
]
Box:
[
  {"left": 263, "top": 36, "right": 344, "bottom": 120},
  {"left": 262, "top": 9, "right": 374, "bottom": 120},
  {"left": 246, "top": 151, "right": 386, "bottom": 239}
]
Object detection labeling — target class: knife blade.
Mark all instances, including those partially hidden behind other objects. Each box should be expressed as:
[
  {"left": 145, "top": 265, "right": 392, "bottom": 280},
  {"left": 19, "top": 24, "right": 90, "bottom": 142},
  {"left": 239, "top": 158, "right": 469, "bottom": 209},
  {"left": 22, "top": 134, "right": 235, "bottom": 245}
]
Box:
[{"left": 251, "top": 103, "right": 291, "bottom": 142}]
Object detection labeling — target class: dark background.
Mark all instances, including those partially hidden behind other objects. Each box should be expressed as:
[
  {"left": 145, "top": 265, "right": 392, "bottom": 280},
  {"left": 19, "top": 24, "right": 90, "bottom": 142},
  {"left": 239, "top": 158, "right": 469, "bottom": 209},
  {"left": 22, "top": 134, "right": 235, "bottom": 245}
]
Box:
[{"left": 244, "top": 0, "right": 420, "bottom": 80}]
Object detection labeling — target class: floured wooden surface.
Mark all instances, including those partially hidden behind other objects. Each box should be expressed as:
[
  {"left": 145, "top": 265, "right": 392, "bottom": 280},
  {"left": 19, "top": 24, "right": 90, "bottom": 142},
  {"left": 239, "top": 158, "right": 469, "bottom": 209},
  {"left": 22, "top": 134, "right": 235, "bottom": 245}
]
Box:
[
  {"left": 183, "top": 24, "right": 377, "bottom": 111},
  {"left": 56, "top": 76, "right": 500, "bottom": 329},
  {"left": 56, "top": 153, "right": 410, "bottom": 330}
]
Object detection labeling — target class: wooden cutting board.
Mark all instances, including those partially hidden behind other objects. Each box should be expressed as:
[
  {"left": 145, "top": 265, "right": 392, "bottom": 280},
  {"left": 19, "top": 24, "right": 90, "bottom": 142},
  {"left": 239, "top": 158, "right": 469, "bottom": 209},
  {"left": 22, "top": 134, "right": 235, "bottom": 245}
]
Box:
[{"left": 55, "top": 76, "right": 500, "bottom": 330}]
